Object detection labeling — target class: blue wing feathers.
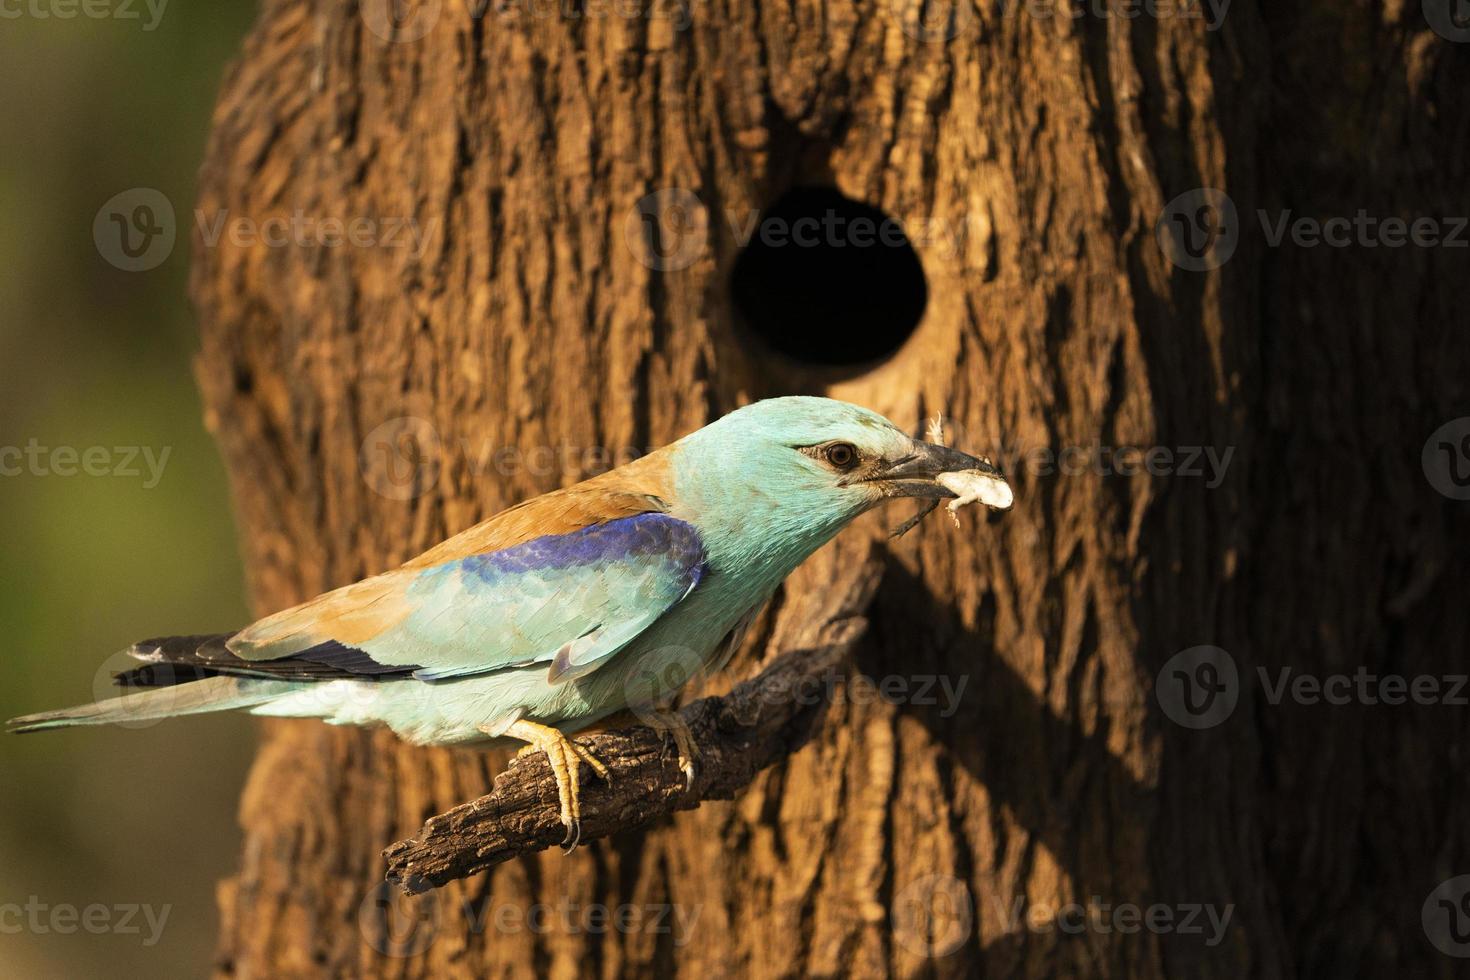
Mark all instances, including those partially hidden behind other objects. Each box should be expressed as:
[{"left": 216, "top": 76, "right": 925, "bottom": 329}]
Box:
[
  {"left": 384, "top": 514, "right": 706, "bottom": 682},
  {"left": 458, "top": 514, "right": 705, "bottom": 580},
  {"left": 213, "top": 513, "right": 707, "bottom": 684}
]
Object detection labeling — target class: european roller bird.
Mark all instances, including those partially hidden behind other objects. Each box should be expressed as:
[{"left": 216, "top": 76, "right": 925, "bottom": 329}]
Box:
[{"left": 9, "top": 397, "right": 1011, "bottom": 844}]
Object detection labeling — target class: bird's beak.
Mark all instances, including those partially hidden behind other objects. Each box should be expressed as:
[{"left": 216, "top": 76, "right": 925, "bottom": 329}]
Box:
[{"left": 852, "top": 441, "right": 1008, "bottom": 502}]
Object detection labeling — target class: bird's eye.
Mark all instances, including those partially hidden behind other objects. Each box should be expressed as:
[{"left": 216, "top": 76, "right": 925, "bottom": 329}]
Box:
[{"left": 823, "top": 442, "right": 858, "bottom": 470}]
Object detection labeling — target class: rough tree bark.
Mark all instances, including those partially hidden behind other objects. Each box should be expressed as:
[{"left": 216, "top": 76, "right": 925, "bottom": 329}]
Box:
[{"left": 189, "top": 0, "right": 1470, "bottom": 976}]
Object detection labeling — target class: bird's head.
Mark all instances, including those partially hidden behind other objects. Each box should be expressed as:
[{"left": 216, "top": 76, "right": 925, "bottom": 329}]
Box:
[{"left": 668, "top": 397, "right": 1008, "bottom": 567}]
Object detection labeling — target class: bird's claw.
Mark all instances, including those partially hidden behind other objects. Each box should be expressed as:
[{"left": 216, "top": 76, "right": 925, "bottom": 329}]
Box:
[
  {"left": 646, "top": 709, "right": 699, "bottom": 790},
  {"left": 500, "top": 720, "right": 609, "bottom": 852}
]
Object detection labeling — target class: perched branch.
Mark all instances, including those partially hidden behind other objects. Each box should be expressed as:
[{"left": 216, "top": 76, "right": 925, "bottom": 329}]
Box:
[{"left": 384, "top": 560, "right": 883, "bottom": 894}]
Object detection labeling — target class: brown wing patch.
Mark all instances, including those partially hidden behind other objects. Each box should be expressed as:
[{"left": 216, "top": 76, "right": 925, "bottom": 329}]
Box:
[
  {"left": 403, "top": 452, "right": 675, "bottom": 568},
  {"left": 229, "top": 573, "right": 416, "bottom": 659},
  {"left": 228, "top": 451, "right": 677, "bottom": 661}
]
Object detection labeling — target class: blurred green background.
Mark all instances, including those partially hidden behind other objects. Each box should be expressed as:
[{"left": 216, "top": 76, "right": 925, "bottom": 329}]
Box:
[{"left": 0, "top": 4, "right": 260, "bottom": 977}]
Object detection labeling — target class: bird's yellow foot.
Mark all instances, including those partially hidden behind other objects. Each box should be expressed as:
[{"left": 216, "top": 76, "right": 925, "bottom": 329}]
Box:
[
  {"left": 644, "top": 709, "right": 698, "bottom": 789},
  {"left": 494, "top": 719, "right": 610, "bottom": 850}
]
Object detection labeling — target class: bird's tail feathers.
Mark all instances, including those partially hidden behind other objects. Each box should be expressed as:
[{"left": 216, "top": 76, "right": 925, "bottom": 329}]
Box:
[{"left": 7, "top": 674, "right": 293, "bottom": 734}]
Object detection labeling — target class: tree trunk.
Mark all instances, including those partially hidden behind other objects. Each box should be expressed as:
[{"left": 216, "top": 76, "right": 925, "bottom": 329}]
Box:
[{"left": 190, "top": 1, "right": 1470, "bottom": 976}]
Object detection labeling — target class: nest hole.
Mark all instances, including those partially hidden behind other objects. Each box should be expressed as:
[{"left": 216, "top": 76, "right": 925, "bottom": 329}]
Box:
[{"left": 730, "top": 186, "right": 927, "bottom": 374}]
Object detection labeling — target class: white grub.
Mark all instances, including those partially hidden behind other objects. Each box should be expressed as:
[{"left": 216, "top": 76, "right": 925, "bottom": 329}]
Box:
[
  {"left": 926, "top": 413, "right": 945, "bottom": 445},
  {"left": 890, "top": 412, "right": 1011, "bottom": 537},
  {"left": 935, "top": 469, "right": 1014, "bottom": 524},
  {"left": 927, "top": 412, "right": 1012, "bottom": 525}
]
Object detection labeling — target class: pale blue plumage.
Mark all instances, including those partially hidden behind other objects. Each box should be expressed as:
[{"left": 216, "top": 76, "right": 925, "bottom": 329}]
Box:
[
  {"left": 10, "top": 397, "right": 1002, "bottom": 754},
  {"left": 319, "top": 515, "right": 706, "bottom": 683}
]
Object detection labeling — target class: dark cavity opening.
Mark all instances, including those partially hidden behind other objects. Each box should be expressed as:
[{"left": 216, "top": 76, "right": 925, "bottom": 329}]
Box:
[{"left": 730, "top": 186, "right": 926, "bottom": 372}]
